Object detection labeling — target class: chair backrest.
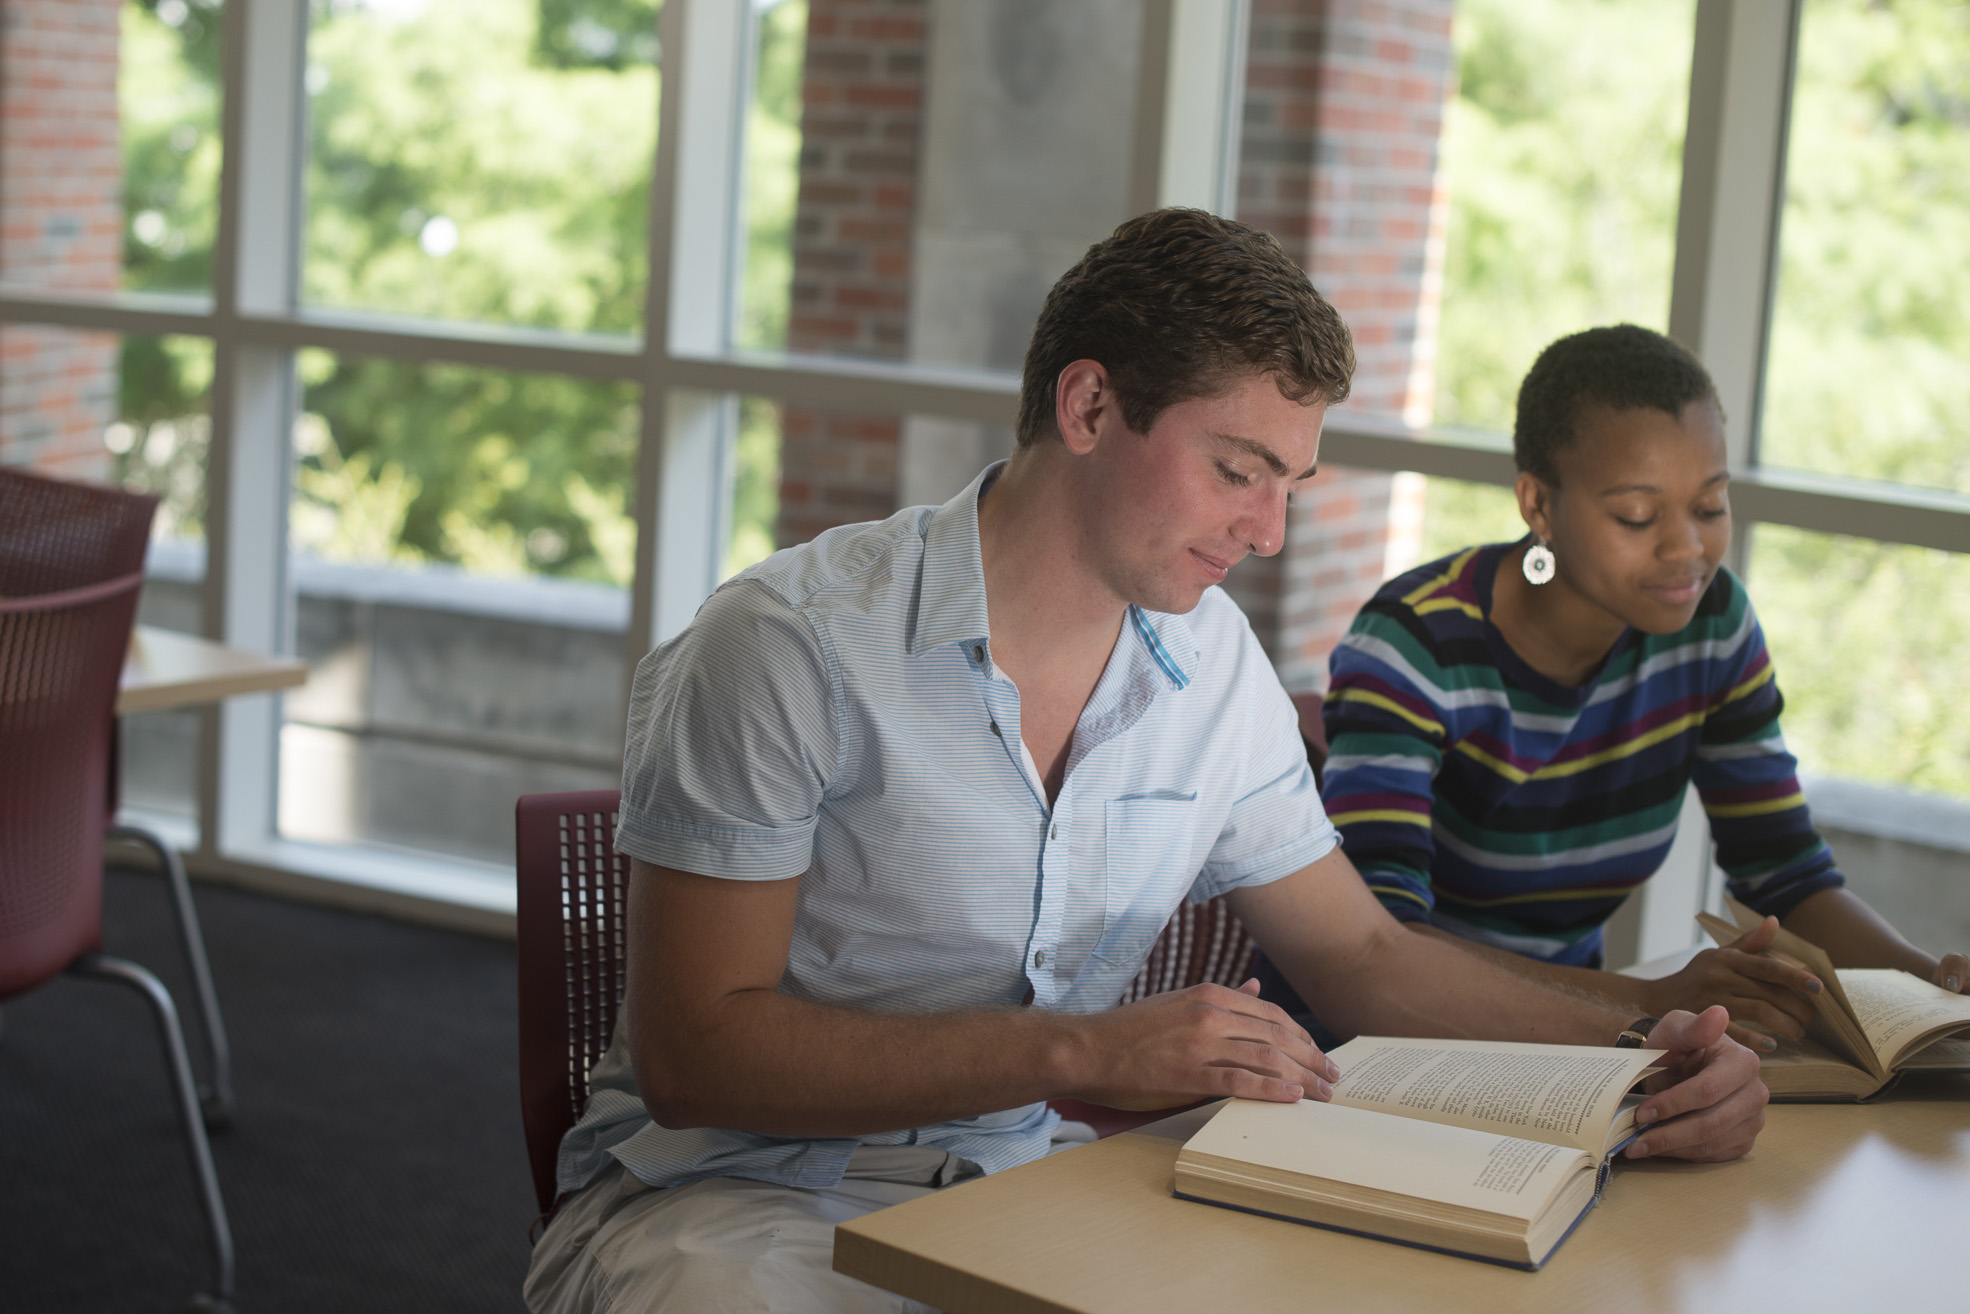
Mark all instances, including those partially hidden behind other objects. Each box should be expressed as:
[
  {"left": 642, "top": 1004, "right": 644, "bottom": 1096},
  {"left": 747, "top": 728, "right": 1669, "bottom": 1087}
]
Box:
[
  {"left": 0, "top": 571, "right": 148, "bottom": 998},
  {"left": 515, "top": 790, "right": 631, "bottom": 1217},
  {"left": 0, "top": 466, "right": 157, "bottom": 597}
]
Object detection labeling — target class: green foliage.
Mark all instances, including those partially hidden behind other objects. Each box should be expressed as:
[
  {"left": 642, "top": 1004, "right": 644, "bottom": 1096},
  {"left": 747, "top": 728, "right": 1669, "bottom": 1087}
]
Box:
[
  {"left": 302, "top": 1, "right": 655, "bottom": 333},
  {"left": 1753, "top": 0, "right": 1970, "bottom": 795},
  {"left": 1431, "top": 0, "right": 1692, "bottom": 438},
  {"left": 293, "top": 349, "right": 640, "bottom": 582},
  {"left": 1751, "top": 527, "right": 1970, "bottom": 797},
  {"left": 724, "top": 396, "right": 783, "bottom": 579},
  {"left": 116, "top": 0, "right": 807, "bottom": 584},
  {"left": 736, "top": 0, "right": 807, "bottom": 352},
  {"left": 534, "top": 0, "right": 661, "bottom": 70},
  {"left": 1763, "top": 0, "right": 1970, "bottom": 492},
  {"left": 121, "top": 3, "right": 221, "bottom": 292},
  {"left": 1422, "top": 0, "right": 1693, "bottom": 563}
]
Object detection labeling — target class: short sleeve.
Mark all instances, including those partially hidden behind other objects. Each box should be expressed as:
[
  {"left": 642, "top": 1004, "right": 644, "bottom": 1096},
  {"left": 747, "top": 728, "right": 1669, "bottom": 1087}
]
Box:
[{"left": 616, "top": 579, "right": 840, "bottom": 880}]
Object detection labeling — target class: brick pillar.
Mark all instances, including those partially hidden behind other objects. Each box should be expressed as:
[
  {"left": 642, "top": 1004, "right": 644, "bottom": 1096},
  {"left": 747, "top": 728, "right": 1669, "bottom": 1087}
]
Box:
[
  {"left": 776, "top": 0, "right": 924, "bottom": 547},
  {"left": 0, "top": 0, "right": 121, "bottom": 480},
  {"left": 1231, "top": 0, "right": 1452, "bottom": 692}
]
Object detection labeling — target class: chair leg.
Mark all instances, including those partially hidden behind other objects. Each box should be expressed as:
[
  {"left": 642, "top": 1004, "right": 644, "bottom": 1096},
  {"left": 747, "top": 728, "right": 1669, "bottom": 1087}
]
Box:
[
  {"left": 108, "top": 824, "right": 236, "bottom": 1129},
  {"left": 72, "top": 953, "right": 236, "bottom": 1314}
]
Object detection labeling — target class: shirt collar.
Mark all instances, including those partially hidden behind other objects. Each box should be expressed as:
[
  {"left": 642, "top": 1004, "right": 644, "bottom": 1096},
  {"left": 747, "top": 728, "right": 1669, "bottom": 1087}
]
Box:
[
  {"left": 909, "top": 462, "right": 1000, "bottom": 657},
  {"left": 907, "top": 459, "right": 1203, "bottom": 692}
]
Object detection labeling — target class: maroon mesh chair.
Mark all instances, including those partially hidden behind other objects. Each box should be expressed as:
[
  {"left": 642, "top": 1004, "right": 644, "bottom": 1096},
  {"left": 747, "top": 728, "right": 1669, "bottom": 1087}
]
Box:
[
  {"left": 0, "top": 466, "right": 236, "bottom": 1128},
  {"left": 515, "top": 790, "right": 631, "bottom": 1221},
  {"left": 0, "top": 471, "right": 235, "bottom": 1313},
  {"left": 514, "top": 701, "right": 1334, "bottom": 1192}
]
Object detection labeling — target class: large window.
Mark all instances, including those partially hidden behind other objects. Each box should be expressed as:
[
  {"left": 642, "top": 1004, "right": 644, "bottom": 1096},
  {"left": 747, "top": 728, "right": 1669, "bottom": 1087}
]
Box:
[
  {"left": 1751, "top": 0, "right": 1970, "bottom": 797},
  {"left": 1420, "top": 0, "right": 1697, "bottom": 562},
  {"left": 301, "top": 0, "right": 657, "bottom": 334},
  {"left": 3, "top": 0, "right": 1966, "bottom": 912}
]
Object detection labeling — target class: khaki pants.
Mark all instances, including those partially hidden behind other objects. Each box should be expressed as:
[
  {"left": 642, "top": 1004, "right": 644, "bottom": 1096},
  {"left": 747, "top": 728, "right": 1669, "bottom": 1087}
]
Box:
[{"left": 524, "top": 1128, "right": 1094, "bottom": 1314}]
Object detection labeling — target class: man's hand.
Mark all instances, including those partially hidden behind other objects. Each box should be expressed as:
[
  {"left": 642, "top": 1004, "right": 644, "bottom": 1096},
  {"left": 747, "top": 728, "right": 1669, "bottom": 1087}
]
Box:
[
  {"left": 1641, "top": 917, "right": 1821, "bottom": 1051},
  {"left": 1066, "top": 978, "right": 1338, "bottom": 1110},
  {"left": 1624, "top": 1005, "right": 1768, "bottom": 1162}
]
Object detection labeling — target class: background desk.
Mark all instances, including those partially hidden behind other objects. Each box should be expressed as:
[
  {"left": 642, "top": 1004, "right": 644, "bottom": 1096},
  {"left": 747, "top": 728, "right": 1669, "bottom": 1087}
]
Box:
[
  {"left": 836, "top": 1074, "right": 1970, "bottom": 1313},
  {"left": 119, "top": 624, "right": 307, "bottom": 715}
]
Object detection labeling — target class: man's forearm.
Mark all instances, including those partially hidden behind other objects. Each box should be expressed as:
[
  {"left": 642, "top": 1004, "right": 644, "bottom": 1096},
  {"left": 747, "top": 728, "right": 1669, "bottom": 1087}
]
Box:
[{"left": 630, "top": 987, "right": 1084, "bottom": 1138}]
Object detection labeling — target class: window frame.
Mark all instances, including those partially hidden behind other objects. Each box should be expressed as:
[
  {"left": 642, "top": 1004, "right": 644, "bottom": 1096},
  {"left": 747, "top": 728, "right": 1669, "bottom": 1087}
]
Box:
[{"left": 0, "top": 0, "right": 1964, "bottom": 921}]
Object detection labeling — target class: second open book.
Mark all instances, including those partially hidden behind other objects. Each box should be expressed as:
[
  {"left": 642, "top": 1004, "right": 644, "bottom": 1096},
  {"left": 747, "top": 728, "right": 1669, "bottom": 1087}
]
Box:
[
  {"left": 1173, "top": 1036, "right": 1662, "bottom": 1270},
  {"left": 1696, "top": 898, "right": 1970, "bottom": 1100}
]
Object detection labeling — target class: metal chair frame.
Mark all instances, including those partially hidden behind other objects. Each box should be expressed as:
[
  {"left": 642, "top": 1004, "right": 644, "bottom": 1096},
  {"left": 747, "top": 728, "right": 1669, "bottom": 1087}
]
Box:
[{"left": 1, "top": 569, "right": 235, "bottom": 1313}]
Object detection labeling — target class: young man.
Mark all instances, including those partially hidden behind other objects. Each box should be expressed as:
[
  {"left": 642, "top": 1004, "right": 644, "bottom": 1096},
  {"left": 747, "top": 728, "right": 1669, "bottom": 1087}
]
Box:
[{"left": 525, "top": 213, "right": 1766, "bottom": 1314}]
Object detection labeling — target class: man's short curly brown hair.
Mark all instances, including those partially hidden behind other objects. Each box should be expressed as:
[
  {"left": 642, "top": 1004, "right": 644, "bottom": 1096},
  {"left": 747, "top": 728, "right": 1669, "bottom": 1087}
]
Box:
[{"left": 1014, "top": 209, "right": 1355, "bottom": 448}]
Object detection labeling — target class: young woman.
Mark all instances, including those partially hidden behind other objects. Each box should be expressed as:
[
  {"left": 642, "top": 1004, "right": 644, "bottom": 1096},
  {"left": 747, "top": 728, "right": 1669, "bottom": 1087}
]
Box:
[{"left": 1264, "top": 324, "right": 1968, "bottom": 1051}]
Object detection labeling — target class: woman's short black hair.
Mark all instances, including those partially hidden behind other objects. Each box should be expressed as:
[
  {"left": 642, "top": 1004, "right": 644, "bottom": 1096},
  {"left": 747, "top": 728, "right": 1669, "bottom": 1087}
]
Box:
[{"left": 1513, "top": 324, "right": 1721, "bottom": 484}]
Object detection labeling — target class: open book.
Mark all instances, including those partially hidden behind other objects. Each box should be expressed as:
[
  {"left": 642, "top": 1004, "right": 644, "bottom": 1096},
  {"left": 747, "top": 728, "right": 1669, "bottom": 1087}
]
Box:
[
  {"left": 1172, "top": 1036, "right": 1662, "bottom": 1270},
  {"left": 1697, "top": 899, "right": 1970, "bottom": 1101}
]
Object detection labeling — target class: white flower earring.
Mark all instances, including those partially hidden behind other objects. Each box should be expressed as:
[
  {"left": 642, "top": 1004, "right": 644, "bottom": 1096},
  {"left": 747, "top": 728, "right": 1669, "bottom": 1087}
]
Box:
[{"left": 1522, "top": 538, "right": 1556, "bottom": 585}]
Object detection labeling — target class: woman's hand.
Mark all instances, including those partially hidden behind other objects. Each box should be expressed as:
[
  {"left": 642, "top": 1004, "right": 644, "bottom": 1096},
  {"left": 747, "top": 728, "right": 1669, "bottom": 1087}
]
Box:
[
  {"left": 1641, "top": 916, "right": 1821, "bottom": 1052},
  {"left": 1929, "top": 953, "right": 1970, "bottom": 994}
]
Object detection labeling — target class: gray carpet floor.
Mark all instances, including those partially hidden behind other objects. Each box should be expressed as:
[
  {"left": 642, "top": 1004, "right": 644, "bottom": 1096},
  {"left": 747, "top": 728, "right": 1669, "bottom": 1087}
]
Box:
[{"left": 0, "top": 865, "right": 536, "bottom": 1313}]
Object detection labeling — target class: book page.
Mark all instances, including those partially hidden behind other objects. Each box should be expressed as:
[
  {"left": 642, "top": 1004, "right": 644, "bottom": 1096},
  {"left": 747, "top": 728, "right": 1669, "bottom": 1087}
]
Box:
[
  {"left": 1180, "top": 1097, "right": 1584, "bottom": 1222},
  {"left": 1898, "top": 1035, "right": 1970, "bottom": 1071},
  {"left": 1324, "top": 1036, "right": 1661, "bottom": 1154},
  {"left": 1838, "top": 969, "right": 1970, "bottom": 1069}
]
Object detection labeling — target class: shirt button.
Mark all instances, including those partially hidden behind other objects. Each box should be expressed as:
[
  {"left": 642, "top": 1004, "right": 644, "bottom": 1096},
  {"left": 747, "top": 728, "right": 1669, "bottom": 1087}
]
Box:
[
  {"left": 971, "top": 644, "right": 984, "bottom": 663},
  {"left": 1049, "top": 822, "right": 1058, "bottom": 840},
  {"left": 1033, "top": 949, "right": 1047, "bottom": 968},
  {"left": 989, "top": 722, "right": 1002, "bottom": 737}
]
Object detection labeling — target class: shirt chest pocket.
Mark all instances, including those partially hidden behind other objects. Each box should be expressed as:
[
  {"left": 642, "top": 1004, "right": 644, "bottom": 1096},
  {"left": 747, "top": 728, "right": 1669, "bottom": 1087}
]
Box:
[{"left": 1093, "top": 794, "right": 1201, "bottom": 969}]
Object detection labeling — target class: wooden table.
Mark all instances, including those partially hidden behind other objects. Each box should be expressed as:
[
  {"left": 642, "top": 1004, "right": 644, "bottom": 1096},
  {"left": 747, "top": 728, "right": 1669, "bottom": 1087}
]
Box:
[
  {"left": 118, "top": 624, "right": 308, "bottom": 715},
  {"left": 835, "top": 1073, "right": 1970, "bottom": 1313}
]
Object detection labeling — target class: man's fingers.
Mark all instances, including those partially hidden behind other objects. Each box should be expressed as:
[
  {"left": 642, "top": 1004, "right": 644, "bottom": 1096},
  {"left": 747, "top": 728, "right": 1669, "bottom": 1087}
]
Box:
[
  {"left": 1628, "top": 1079, "right": 1766, "bottom": 1160},
  {"left": 1632, "top": 1014, "right": 1766, "bottom": 1157},
  {"left": 1208, "top": 1040, "right": 1333, "bottom": 1097},
  {"left": 1197, "top": 983, "right": 1331, "bottom": 1072},
  {"left": 1210, "top": 1067, "right": 1312, "bottom": 1104},
  {"left": 1644, "top": 1005, "right": 1729, "bottom": 1055}
]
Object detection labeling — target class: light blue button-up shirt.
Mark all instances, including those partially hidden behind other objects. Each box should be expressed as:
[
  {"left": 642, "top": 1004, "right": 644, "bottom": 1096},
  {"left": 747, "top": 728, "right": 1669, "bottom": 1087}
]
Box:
[{"left": 558, "top": 463, "right": 1337, "bottom": 1194}]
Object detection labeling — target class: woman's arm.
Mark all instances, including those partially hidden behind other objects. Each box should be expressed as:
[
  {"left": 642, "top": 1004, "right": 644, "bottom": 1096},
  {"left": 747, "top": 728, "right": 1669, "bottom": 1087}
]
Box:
[
  {"left": 1781, "top": 886, "right": 1969, "bottom": 992},
  {"left": 1395, "top": 919, "right": 1819, "bottom": 1051}
]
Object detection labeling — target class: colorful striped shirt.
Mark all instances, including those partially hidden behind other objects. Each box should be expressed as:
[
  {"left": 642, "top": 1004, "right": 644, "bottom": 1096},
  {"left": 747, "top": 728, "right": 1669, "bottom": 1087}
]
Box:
[{"left": 1321, "top": 541, "right": 1843, "bottom": 967}]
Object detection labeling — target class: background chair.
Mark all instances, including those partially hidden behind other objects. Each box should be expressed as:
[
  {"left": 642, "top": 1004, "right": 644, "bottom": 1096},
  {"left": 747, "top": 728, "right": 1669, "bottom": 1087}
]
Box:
[
  {"left": 513, "top": 702, "right": 1329, "bottom": 1212},
  {"left": 0, "top": 468, "right": 234, "bottom": 1312}
]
